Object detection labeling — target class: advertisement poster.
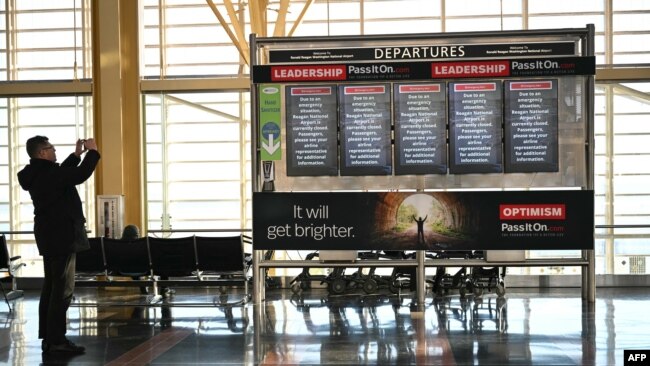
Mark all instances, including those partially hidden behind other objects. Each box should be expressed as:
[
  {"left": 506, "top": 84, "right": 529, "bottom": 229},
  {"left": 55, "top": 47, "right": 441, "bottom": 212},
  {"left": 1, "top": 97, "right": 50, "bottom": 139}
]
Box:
[
  {"left": 253, "top": 190, "right": 594, "bottom": 250},
  {"left": 504, "top": 80, "right": 559, "bottom": 172},
  {"left": 339, "top": 84, "right": 392, "bottom": 175},
  {"left": 393, "top": 83, "right": 447, "bottom": 175},
  {"left": 286, "top": 85, "right": 338, "bottom": 176},
  {"left": 448, "top": 82, "right": 503, "bottom": 174}
]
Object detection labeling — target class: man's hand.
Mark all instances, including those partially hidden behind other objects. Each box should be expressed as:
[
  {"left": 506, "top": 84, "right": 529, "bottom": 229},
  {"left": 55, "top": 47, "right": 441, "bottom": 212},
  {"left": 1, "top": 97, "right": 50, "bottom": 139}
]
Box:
[
  {"left": 74, "top": 139, "right": 86, "bottom": 157},
  {"left": 83, "top": 138, "right": 98, "bottom": 151}
]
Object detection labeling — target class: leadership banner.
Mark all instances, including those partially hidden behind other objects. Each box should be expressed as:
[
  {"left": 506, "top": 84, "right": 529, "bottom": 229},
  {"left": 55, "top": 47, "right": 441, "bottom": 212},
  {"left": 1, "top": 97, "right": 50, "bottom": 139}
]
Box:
[
  {"left": 251, "top": 56, "right": 596, "bottom": 83},
  {"left": 253, "top": 190, "right": 594, "bottom": 250}
]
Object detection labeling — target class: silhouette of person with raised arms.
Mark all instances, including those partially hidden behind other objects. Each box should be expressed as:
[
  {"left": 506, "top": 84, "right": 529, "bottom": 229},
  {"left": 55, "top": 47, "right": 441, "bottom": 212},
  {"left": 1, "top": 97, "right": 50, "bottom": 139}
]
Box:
[{"left": 412, "top": 215, "right": 428, "bottom": 244}]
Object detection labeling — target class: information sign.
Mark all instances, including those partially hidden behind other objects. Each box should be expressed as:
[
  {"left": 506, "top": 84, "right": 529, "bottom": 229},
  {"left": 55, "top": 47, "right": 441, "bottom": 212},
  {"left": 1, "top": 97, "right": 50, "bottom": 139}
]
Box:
[
  {"left": 286, "top": 85, "right": 338, "bottom": 176},
  {"left": 505, "top": 80, "right": 559, "bottom": 172},
  {"left": 339, "top": 84, "right": 392, "bottom": 175},
  {"left": 394, "top": 83, "right": 447, "bottom": 174},
  {"left": 449, "top": 82, "right": 503, "bottom": 174}
]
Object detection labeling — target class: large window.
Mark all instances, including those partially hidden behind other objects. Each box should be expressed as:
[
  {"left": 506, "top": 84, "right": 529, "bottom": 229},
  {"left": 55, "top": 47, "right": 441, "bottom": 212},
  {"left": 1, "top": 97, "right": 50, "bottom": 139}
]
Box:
[
  {"left": 595, "top": 83, "right": 650, "bottom": 274},
  {"left": 143, "top": 92, "right": 250, "bottom": 232},
  {"left": 0, "top": 0, "right": 91, "bottom": 80},
  {"left": 142, "top": 0, "right": 242, "bottom": 78},
  {"left": 1, "top": 96, "right": 93, "bottom": 276},
  {"left": 1, "top": 0, "right": 93, "bottom": 276}
]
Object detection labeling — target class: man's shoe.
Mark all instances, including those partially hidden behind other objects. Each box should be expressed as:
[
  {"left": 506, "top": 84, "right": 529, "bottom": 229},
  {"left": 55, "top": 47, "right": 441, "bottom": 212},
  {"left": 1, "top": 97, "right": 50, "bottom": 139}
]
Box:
[{"left": 44, "top": 340, "right": 85, "bottom": 354}]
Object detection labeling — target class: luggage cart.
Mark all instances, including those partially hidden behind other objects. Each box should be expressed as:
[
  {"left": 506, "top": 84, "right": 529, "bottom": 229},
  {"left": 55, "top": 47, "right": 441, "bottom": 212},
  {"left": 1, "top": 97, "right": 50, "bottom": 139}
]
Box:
[
  {"left": 467, "top": 266, "right": 506, "bottom": 297},
  {"left": 348, "top": 251, "right": 415, "bottom": 295},
  {"left": 290, "top": 251, "right": 328, "bottom": 294},
  {"left": 465, "top": 250, "right": 506, "bottom": 297},
  {"left": 291, "top": 250, "right": 415, "bottom": 296},
  {"left": 426, "top": 250, "right": 477, "bottom": 298},
  {"left": 290, "top": 251, "right": 360, "bottom": 295}
]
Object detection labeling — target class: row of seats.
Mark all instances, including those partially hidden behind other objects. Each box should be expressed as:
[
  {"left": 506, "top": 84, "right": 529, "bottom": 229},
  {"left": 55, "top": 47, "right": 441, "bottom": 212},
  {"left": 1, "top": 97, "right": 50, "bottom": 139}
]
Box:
[
  {"left": 75, "top": 235, "right": 251, "bottom": 291},
  {"left": 0, "top": 234, "right": 26, "bottom": 312}
]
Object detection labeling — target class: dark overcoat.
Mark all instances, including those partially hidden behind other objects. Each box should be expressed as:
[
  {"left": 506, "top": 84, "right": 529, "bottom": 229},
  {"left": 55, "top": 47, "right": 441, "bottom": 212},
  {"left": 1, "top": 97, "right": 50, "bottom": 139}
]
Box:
[{"left": 17, "top": 150, "right": 100, "bottom": 256}]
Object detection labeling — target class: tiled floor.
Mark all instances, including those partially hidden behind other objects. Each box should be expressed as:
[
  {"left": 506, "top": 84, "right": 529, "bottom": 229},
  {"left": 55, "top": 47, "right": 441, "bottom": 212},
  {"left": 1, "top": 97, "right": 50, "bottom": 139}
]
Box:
[{"left": 0, "top": 286, "right": 647, "bottom": 365}]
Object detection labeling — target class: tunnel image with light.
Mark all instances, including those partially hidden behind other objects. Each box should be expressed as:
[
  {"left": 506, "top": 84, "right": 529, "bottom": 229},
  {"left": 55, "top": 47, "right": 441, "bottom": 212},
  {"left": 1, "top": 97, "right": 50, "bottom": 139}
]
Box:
[{"left": 369, "top": 192, "right": 479, "bottom": 250}]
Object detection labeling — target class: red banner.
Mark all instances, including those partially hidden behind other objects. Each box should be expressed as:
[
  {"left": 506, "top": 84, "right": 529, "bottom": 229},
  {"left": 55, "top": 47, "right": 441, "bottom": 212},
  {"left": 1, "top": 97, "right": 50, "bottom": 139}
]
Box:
[{"left": 499, "top": 204, "right": 566, "bottom": 220}]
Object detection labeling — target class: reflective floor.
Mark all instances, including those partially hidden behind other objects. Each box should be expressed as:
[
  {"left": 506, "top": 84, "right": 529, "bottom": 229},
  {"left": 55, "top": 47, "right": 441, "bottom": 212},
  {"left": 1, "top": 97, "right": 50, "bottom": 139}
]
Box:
[{"left": 0, "top": 286, "right": 647, "bottom": 365}]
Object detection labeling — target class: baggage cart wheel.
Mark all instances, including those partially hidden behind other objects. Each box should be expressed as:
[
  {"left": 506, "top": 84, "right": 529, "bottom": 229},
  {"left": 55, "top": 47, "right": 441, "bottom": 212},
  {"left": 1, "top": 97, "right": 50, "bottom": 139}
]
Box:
[
  {"left": 363, "top": 278, "right": 378, "bottom": 294},
  {"left": 329, "top": 279, "right": 347, "bottom": 295},
  {"left": 291, "top": 282, "right": 302, "bottom": 295},
  {"left": 300, "top": 280, "right": 311, "bottom": 291}
]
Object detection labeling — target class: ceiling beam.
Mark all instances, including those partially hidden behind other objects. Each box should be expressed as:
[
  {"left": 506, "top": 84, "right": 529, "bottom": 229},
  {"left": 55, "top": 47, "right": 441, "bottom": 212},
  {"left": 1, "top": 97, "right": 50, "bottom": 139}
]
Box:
[
  {"left": 273, "top": 0, "right": 290, "bottom": 36},
  {"left": 288, "top": 0, "right": 314, "bottom": 37},
  {"left": 206, "top": 0, "right": 250, "bottom": 65}
]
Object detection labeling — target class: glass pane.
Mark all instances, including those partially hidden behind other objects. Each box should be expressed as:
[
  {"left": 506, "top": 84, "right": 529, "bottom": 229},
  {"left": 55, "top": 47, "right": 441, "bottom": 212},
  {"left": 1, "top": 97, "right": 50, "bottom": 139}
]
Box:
[
  {"left": 613, "top": 13, "right": 650, "bottom": 32},
  {"left": 446, "top": 0, "right": 520, "bottom": 16},
  {"left": 169, "top": 162, "right": 241, "bottom": 181},
  {"left": 614, "top": 196, "right": 650, "bottom": 215},
  {"left": 144, "top": 92, "right": 249, "bottom": 231},
  {"left": 167, "top": 142, "right": 240, "bottom": 162},
  {"left": 614, "top": 135, "right": 650, "bottom": 154},
  {"left": 168, "top": 181, "right": 240, "bottom": 200},
  {"left": 615, "top": 239, "right": 650, "bottom": 255},
  {"left": 529, "top": 0, "right": 604, "bottom": 13},
  {"left": 612, "top": 155, "right": 650, "bottom": 174},
  {"left": 614, "top": 0, "right": 650, "bottom": 11},
  {"left": 168, "top": 200, "right": 241, "bottom": 220},
  {"left": 3, "top": 3, "right": 91, "bottom": 80},
  {"left": 613, "top": 114, "right": 650, "bottom": 134},
  {"left": 446, "top": 17, "right": 508, "bottom": 32},
  {"left": 303, "top": 2, "right": 360, "bottom": 21},
  {"left": 529, "top": 15, "right": 604, "bottom": 30},
  {"left": 614, "top": 175, "right": 650, "bottom": 195},
  {"left": 366, "top": 0, "right": 440, "bottom": 18},
  {"left": 613, "top": 34, "right": 650, "bottom": 53}
]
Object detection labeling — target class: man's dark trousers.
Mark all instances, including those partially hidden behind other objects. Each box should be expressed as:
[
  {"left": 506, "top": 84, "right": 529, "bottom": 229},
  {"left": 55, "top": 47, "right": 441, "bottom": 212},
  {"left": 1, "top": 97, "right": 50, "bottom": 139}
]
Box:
[{"left": 40, "top": 253, "right": 76, "bottom": 345}]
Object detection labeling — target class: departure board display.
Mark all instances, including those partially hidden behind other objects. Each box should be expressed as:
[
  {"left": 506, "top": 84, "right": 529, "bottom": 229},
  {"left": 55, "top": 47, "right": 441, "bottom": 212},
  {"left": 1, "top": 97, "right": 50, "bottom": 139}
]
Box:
[
  {"left": 449, "top": 82, "right": 503, "bottom": 174},
  {"left": 504, "top": 80, "right": 559, "bottom": 172},
  {"left": 286, "top": 85, "right": 339, "bottom": 176},
  {"left": 394, "top": 83, "right": 447, "bottom": 174},
  {"left": 339, "top": 84, "right": 392, "bottom": 175}
]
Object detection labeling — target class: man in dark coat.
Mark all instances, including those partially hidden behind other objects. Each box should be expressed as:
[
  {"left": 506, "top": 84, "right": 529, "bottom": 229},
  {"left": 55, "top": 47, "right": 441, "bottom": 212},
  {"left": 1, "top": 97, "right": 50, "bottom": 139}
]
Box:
[{"left": 17, "top": 135, "right": 100, "bottom": 354}]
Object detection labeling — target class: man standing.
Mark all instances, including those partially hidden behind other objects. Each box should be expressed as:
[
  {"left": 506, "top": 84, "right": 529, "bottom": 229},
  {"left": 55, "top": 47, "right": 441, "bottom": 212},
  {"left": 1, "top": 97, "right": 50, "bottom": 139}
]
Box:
[{"left": 17, "top": 136, "right": 100, "bottom": 354}]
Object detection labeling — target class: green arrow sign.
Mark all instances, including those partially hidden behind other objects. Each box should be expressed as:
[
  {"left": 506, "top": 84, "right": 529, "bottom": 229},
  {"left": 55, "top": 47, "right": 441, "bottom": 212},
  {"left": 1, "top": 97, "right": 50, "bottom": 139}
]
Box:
[{"left": 259, "top": 84, "right": 282, "bottom": 160}]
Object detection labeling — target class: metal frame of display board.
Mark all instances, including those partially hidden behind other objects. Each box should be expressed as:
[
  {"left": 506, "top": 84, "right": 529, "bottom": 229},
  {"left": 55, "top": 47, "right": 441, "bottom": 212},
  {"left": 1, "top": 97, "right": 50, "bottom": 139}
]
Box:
[{"left": 250, "top": 25, "right": 595, "bottom": 306}]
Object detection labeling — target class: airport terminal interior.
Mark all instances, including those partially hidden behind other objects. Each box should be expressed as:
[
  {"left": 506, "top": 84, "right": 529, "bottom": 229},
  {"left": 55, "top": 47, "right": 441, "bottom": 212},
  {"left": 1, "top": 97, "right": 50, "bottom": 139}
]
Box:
[
  {"left": 0, "top": 286, "right": 647, "bottom": 365},
  {"left": 1, "top": 1, "right": 650, "bottom": 365}
]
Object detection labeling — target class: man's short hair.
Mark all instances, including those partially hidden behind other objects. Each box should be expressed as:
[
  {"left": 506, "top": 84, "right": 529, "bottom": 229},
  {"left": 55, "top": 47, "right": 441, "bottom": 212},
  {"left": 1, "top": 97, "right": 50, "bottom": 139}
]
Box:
[{"left": 26, "top": 135, "right": 50, "bottom": 158}]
